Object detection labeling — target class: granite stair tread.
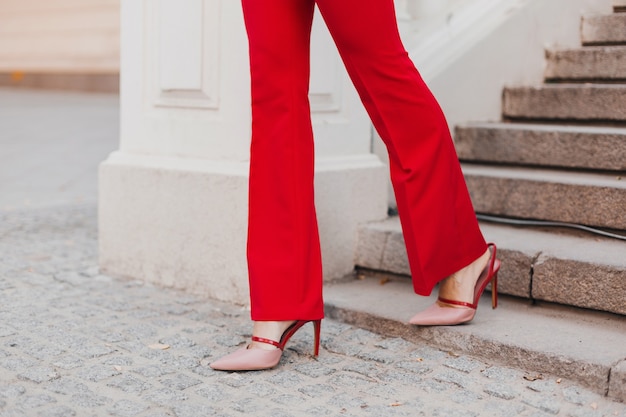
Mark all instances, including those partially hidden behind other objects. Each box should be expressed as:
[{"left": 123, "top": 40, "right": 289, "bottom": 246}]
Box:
[
  {"left": 462, "top": 164, "right": 626, "bottom": 230},
  {"left": 503, "top": 84, "right": 626, "bottom": 122},
  {"left": 455, "top": 122, "right": 626, "bottom": 170},
  {"left": 545, "top": 45, "right": 626, "bottom": 81}
]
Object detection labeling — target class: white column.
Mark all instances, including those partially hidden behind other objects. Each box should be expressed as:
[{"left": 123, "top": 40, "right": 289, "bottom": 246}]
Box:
[{"left": 99, "top": 1, "right": 387, "bottom": 305}]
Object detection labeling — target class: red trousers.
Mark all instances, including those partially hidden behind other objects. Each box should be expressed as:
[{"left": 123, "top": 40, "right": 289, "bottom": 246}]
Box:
[{"left": 242, "top": 0, "right": 487, "bottom": 321}]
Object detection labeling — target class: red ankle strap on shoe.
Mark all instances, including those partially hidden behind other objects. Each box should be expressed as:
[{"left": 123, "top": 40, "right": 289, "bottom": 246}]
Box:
[
  {"left": 251, "top": 336, "right": 282, "bottom": 350},
  {"left": 438, "top": 296, "right": 477, "bottom": 310}
]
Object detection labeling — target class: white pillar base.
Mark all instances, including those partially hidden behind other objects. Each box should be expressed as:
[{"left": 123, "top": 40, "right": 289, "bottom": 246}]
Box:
[{"left": 99, "top": 152, "right": 387, "bottom": 306}]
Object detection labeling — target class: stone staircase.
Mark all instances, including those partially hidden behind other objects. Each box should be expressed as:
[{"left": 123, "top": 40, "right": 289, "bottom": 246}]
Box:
[
  {"left": 457, "top": 1, "right": 626, "bottom": 316},
  {"left": 325, "top": 1, "right": 626, "bottom": 401}
]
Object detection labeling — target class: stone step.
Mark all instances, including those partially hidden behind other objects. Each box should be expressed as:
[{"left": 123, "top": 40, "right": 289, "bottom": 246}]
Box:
[
  {"left": 462, "top": 164, "right": 626, "bottom": 230},
  {"left": 454, "top": 123, "right": 626, "bottom": 171},
  {"left": 616, "top": 0, "right": 626, "bottom": 13},
  {"left": 545, "top": 46, "right": 626, "bottom": 81},
  {"left": 582, "top": 13, "right": 626, "bottom": 45},
  {"left": 503, "top": 84, "right": 626, "bottom": 122},
  {"left": 325, "top": 271, "right": 626, "bottom": 400},
  {"left": 355, "top": 217, "right": 626, "bottom": 315}
]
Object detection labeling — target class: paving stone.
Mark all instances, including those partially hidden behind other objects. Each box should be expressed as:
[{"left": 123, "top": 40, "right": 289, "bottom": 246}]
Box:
[
  {"left": 0, "top": 327, "right": 17, "bottom": 338},
  {"left": 298, "top": 383, "right": 336, "bottom": 398},
  {"left": 19, "top": 394, "right": 57, "bottom": 409},
  {"left": 102, "top": 356, "right": 134, "bottom": 367},
  {"left": 322, "top": 339, "right": 363, "bottom": 357},
  {"left": 373, "top": 337, "right": 413, "bottom": 351},
  {"left": 158, "top": 334, "right": 196, "bottom": 349},
  {"left": 48, "top": 356, "right": 83, "bottom": 371},
  {"left": 218, "top": 373, "right": 251, "bottom": 389},
  {"left": 130, "top": 365, "right": 174, "bottom": 378},
  {"left": 378, "top": 369, "right": 424, "bottom": 385},
  {"left": 195, "top": 384, "right": 227, "bottom": 401},
  {"left": 160, "top": 374, "right": 202, "bottom": 390},
  {"left": 107, "top": 399, "right": 148, "bottom": 417},
  {"left": 522, "top": 395, "right": 561, "bottom": 414},
  {"left": 106, "top": 374, "right": 153, "bottom": 393},
  {"left": 416, "top": 378, "right": 451, "bottom": 393},
  {"left": 17, "top": 367, "right": 60, "bottom": 384},
  {"left": 305, "top": 405, "right": 334, "bottom": 416},
  {"left": 45, "top": 378, "right": 91, "bottom": 395},
  {"left": 236, "top": 382, "right": 273, "bottom": 398},
  {"left": 0, "top": 357, "right": 38, "bottom": 372},
  {"left": 271, "top": 392, "right": 306, "bottom": 406},
  {"left": 483, "top": 402, "right": 527, "bottom": 417},
  {"left": 432, "top": 408, "right": 478, "bottom": 417},
  {"left": 450, "top": 389, "right": 484, "bottom": 405},
  {"left": 444, "top": 356, "right": 484, "bottom": 374},
  {"left": 563, "top": 386, "right": 596, "bottom": 406},
  {"left": 72, "top": 342, "right": 116, "bottom": 359},
  {"left": 368, "top": 383, "right": 401, "bottom": 399},
  {"left": 0, "top": 385, "right": 26, "bottom": 398},
  {"left": 328, "top": 372, "right": 377, "bottom": 389},
  {"left": 21, "top": 344, "right": 66, "bottom": 361},
  {"left": 172, "top": 404, "right": 218, "bottom": 417},
  {"left": 143, "top": 388, "right": 188, "bottom": 406},
  {"left": 433, "top": 370, "right": 473, "bottom": 389},
  {"left": 356, "top": 348, "right": 397, "bottom": 364},
  {"left": 481, "top": 365, "right": 525, "bottom": 382},
  {"left": 527, "top": 379, "right": 559, "bottom": 393},
  {"left": 267, "top": 371, "right": 304, "bottom": 388},
  {"left": 395, "top": 360, "right": 433, "bottom": 375},
  {"left": 77, "top": 364, "right": 121, "bottom": 382},
  {"left": 70, "top": 392, "right": 112, "bottom": 408},
  {"left": 484, "top": 382, "right": 519, "bottom": 400},
  {"left": 190, "top": 364, "right": 215, "bottom": 377},
  {"left": 230, "top": 397, "right": 263, "bottom": 414},
  {"left": 342, "top": 361, "right": 381, "bottom": 378},
  {"left": 328, "top": 392, "right": 368, "bottom": 408},
  {"left": 294, "top": 362, "right": 336, "bottom": 378}
]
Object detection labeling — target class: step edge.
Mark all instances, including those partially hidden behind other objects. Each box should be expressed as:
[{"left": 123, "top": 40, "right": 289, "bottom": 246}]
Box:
[{"left": 323, "top": 284, "right": 620, "bottom": 396}]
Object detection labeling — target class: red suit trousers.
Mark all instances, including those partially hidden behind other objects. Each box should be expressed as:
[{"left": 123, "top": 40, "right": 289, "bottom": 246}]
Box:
[{"left": 242, "top": 0, "right": 487, "bottom": 321}]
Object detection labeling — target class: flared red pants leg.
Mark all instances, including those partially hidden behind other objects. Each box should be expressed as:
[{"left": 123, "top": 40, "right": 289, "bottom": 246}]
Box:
[{"left": 242, "top": 0, "right": 487, "bottom": 321}]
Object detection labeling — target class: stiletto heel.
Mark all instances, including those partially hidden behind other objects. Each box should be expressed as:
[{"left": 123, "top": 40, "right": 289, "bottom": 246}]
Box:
[
  {"left": 492, "top": 272, "right": 498, "bottom": 309},
  {"left": 209, "top": 320, "right": 321, "bottom": 371},
  {"left": 409, "top": 243, "right": 501, "bottom": 326},
  {"left": 313, "top": 319, "right": 321, "bottom": 357}
]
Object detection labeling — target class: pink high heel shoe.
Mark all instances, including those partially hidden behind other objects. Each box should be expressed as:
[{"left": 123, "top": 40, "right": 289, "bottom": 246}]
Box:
[
  {"left": 409, "top": 243, "right": 500, "bottom": 326},
  {"left": 209, "top": 320, "right": 321, "bottom": 371}
]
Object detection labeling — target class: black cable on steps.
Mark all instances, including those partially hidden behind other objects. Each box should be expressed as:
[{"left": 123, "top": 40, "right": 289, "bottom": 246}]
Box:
[{"left": 476, "top": 214, "right": 626, "bottom": 242}]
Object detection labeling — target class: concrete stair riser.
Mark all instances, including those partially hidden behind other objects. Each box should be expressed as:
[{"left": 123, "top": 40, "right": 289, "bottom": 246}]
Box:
[
  {"left": 582, "top": 14, "right": 626, "bottom": 45},
  {"left": 455, "top": 123, "right": 626, "bottom": 171},
  {"left": 534, "top": 258, "right": 626, "bottom": 315},
  {"left": 503, "top": 84, "right": 626, "bottom": 121},
  {"left": 545, "top": 46, "right": 626, "bottom": 81},
  {"left": 464, "top": 166, "right": 626, "bottom": 230}
]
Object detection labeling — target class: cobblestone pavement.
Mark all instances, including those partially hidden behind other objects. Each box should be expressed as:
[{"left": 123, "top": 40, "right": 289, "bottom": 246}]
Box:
[{"left": 1, "top": 205, "right": 625, "bottom": 417}]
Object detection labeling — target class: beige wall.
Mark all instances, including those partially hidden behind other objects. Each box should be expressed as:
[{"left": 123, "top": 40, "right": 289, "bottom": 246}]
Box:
[{"left": 0, "top": 0, "right": 119, "bottom": 90}]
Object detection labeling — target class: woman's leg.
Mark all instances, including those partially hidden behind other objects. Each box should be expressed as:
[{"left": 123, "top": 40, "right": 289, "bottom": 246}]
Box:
[
  {"left": 315, "top": 0, "right": 488, "bottom": 297},
  {"left": 242, "top": 0, "right": 324, "bottom": 321}
]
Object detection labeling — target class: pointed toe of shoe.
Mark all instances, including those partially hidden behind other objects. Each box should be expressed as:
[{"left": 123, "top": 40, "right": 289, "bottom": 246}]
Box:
[
  {"left": 409, "top": 303, "right": 476, "bottom": 326},
  {"left": 209, "top": 346, "right": 283, "bottom": 371}
]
